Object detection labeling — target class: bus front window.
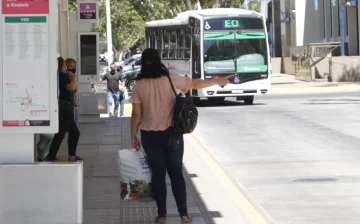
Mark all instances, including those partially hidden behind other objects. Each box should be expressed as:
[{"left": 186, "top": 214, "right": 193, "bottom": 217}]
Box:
[{"left": 203, "top": 32, "right": 267, "bottom": 74}]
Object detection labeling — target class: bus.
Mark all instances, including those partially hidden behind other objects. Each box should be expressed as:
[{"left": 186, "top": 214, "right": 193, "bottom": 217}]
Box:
[{"left": 145, "top": 8, "right": 271, "bottom": 105}]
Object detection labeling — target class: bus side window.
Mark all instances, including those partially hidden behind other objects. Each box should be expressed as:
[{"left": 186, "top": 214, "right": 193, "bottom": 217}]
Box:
[
  {"left": 169, "top": 29, "right": 176, "bottom": 59},
  {"left": 162, "top": 30, "right": 170, "bottom": 59},
  {"left": 156, "top": 30, "right": 162, "bottom": 50},
  {"left": 192, "top": 27, "right": 201, "bottom": 78},
  {"left": 148, "top": 30, "right": 155, "bottom": 48},
  {"left": 177, "top": 29, "right": 184, "bottom": 59},
  {"left": 184, "top": 28, "right": 191, "bottom": 59}
]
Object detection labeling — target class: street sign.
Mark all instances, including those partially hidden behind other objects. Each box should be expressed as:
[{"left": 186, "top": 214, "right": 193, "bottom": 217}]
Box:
[{"left": 78, "top": 1, "right": 98, "bottom": 22}]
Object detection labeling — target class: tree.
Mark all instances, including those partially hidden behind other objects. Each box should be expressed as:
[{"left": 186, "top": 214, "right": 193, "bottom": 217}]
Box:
[
  {"left": 68, "top": 0, "right": 77, "bottom": 11},
  {"left": 69, "top": 0, "right": 257, "bottom": 60},
  {"left": 91, "top": 0, "right": 146, "bottom": 60},
  {"left": 248, "top": 0, "right": 261, "bottom": 12}
]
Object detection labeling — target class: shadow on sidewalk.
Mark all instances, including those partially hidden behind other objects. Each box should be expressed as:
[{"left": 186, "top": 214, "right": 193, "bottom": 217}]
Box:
[{"left": 52, "top": 117, "right": 218, "bottom": 224}]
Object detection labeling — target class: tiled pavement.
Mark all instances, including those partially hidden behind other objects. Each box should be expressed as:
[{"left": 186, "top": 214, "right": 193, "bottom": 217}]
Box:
[{"left": 57, "top": 117, "right": 207, "bottom": 224}]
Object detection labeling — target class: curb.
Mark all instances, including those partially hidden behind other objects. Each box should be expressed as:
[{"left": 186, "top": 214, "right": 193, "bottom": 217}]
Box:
[
  {"left": 271, "top": 86, "right": 360, "bottom": 94},
  {"left": 186, "top": 134, "right": 277, "bottom": 224}
]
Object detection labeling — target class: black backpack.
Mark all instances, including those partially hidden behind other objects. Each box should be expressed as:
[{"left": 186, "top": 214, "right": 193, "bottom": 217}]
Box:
[{"left": 166, "top": 74, "right": 198, "bottom": 134}]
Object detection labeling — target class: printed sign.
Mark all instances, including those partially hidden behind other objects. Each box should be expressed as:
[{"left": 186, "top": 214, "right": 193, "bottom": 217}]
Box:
[
  {"left": 237, "top": 65, "right": 268, "bottom": 73},
  {"left": 2, "top": 15, "right": 51, "bottom": 127},
  {"left": 2, "top": 0, "right": 49, "bottom": 14},
  {"left": 224, "top": 20, "right": 241, "bottom": 28},
  {"left": 204, "top": 17, "right": 264, "bottom": 31},
  {"left": 78, "top": 1, "right": 98, "bottom": 21}
]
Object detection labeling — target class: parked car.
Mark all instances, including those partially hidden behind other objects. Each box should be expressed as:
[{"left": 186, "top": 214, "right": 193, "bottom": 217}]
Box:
[
  {"left": 99, "top": 53, "right": 107, "bottom": 62},
  {"left": 121, "top": 58, "right": 141, "bottom": 73},
  {"left": 116, "top": 54, "right": 141, "bottom": 67},
  {"left": 102, "top": 55, "right": 141, "bottom": 76},
  {"left": 123, "top": 65, "right": 141, "bottom": 92}
]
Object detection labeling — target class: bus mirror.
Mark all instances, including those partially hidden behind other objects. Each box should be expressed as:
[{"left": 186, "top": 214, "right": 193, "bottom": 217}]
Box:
[{"left": 132, "top": 64, "right": 135, "bottom": 69}]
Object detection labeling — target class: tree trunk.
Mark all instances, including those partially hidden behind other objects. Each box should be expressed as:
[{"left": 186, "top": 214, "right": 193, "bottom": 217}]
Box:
[
  {"left": 229, "top": 0, "right": 235, "bottom": 8},
  {"left": 196, "top": 1, "right": 202, "bottom": 9},
  {"left": 117, "top": 51, "right": 123, "bottom": 62},
  {"left": 185, "top": 0, "right": 192, "bottom": 10},
  {"left": 213, "top": 0, "right": 219, "bottom": 8}
]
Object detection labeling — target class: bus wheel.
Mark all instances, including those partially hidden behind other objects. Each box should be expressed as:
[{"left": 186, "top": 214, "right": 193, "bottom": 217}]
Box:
[
  {"left": 128, "top": 80, "right": 136, "bottom": 92},
  {"left": 243, "top": 96, "right": 254, "bottom": 105}
]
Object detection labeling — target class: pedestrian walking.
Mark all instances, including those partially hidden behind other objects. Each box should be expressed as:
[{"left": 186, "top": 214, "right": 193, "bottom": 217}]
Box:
[{"left": 101, "top": 63, "right": 124, "bottom": 117}]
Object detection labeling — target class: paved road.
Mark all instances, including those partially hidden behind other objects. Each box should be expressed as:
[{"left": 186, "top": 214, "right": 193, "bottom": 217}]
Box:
[{"left": 192, "top": 92, "right": 360, "bottom": 224}]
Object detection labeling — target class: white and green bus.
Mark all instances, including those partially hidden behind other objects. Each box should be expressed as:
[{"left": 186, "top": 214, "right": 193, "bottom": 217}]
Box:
[{"left": 145, "top": 8, "right": 271, "bottom": 105}]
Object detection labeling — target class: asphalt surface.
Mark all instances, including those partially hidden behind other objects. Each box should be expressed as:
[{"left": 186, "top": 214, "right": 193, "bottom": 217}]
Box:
[{"left": 192, "top": 92, "right": 360, "bottom": 224}]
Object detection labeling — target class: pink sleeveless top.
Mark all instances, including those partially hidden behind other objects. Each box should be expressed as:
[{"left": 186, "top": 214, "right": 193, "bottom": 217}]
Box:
[{"left": 129, "top": 73, "right": 191, "bottom": 131}]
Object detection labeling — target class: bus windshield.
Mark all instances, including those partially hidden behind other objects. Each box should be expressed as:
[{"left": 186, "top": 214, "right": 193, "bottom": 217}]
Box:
[{"left": 203, "top": 31, "right": 268, "bottom": 74}]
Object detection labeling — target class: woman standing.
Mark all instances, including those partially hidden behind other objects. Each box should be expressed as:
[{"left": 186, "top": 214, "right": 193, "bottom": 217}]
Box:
[
  {"left": 46, "top": 57, "right": 81, "bottom": 162},
  {"left": 129, "top": 48, "right": 231, "bottom": 223},
  {"left": 65, "top": 58, "right": 80, "bottom": 125}
]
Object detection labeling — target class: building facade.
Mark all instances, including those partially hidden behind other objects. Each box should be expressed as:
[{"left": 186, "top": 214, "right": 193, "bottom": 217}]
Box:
[{"left": 263, "top": 0, "right": 359, "bottom": 57}]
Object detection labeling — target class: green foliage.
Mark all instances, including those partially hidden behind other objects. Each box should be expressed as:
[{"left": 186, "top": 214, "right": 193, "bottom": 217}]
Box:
[
  {"left": 248, "top": 0, "right": 261, "bottom": 12},
  {"left": 68, "top": 0, "right": 77, "bottom": 12},
  {"left": 70, "top": 0, "right": 259, "bottom": 54},
  {"left": 91, "top": 0, "right": 145, "bottom": 52}
]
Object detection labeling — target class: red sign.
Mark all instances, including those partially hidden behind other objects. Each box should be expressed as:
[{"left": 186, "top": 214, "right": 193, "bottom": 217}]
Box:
[{"left": 2, "top": 0, "right": 49, "bottom": 14}]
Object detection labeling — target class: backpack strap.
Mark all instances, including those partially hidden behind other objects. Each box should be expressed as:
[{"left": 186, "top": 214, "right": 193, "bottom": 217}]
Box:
[{"left": 166, "top": 73, "right": 177, "bottom": 97}]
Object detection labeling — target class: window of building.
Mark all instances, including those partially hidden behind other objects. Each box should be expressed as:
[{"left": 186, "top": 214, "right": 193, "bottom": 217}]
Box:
[
  {"left": 338, "top": 0, "right": 340, "bottom": 36},
  {"left": 330, "top": 0, "right": 332, "bottom": 37},
  {"left": 323, "top": 0, "right": 325, "bottom": 38}
]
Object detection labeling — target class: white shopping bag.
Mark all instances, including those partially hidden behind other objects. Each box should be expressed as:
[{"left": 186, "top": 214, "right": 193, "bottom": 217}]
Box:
[
  {"left": 118, "top": 148, "right": 152, "bottom": 200},
  {"left": 124, "top": 88, "right": 129, "bottom": 100}
]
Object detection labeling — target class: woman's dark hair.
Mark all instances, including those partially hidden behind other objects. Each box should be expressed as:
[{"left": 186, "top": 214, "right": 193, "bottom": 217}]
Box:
[
  {"left": 136, "top": 48, "right": 169, "bottom": 80},
  {"left": 58, "top": 57, "right": 65, "bottom": 71}
]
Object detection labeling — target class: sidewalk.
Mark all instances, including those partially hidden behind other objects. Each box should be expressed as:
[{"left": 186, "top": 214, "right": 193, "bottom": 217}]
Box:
[
  {"left": 271, "top": 73, "right": 360, "bottom": 93},
  {"left": 57, "top": 117, "right": 207, "bottom": 224}
]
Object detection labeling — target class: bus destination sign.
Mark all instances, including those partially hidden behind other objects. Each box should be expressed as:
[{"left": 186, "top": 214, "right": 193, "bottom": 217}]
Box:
[
  {"left": 224, "top": 19, "right": 242, "bottom": 28},
  {"left": 204, "top": 17, "right": 264, "bottom": 30}
]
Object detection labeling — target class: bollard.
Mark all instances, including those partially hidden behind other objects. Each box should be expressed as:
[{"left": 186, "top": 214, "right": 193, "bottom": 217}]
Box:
[{"left": 328, "top": 56, "right": 333, "bottom": 82}]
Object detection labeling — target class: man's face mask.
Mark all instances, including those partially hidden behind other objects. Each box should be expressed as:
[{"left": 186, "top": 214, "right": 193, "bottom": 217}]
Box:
[{"left": 69, "top": 68, "right": 76, "bottom": 74}]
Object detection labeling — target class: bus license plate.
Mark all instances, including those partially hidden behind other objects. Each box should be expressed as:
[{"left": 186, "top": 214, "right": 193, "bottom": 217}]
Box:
[{"left": 232, "top": 90, "right": 243, "bottom": 94}]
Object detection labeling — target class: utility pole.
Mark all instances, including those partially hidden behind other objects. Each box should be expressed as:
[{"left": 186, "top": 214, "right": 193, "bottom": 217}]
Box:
[{"left": 106, "top": 0, "right": 113, "bottom": 67}]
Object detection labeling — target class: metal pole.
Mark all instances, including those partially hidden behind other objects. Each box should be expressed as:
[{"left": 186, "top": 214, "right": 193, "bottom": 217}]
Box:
[
  {"left": 106, "top": 0, "right": 113, "bottom": 67},
  {"left": 340, "top": 4, "right": 346, "bottom": 56}
]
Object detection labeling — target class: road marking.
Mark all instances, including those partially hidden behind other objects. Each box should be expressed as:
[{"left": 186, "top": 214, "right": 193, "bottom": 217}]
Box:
[{"left": 185, "top": 134, "right": 276, "bottom": 224}]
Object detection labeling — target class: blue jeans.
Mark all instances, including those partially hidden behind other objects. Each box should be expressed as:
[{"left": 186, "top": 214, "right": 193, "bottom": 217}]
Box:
[
  {"left": 119, "top": 93, "right": 125, "bottom": 116},
  {"left": 74, "top": 109, "right": 79, "bottom": 125},
  {"left": 140, "top": 127, "right": 187, "bottom": 217},
  {"left": 108, "top": 92, "right": 119, "bottom": 115}
]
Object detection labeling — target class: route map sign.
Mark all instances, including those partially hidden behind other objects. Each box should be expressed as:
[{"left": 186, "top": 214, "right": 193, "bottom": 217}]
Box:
[{"left": 0, "top": 0, "right": 58, "bottom": 133}]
